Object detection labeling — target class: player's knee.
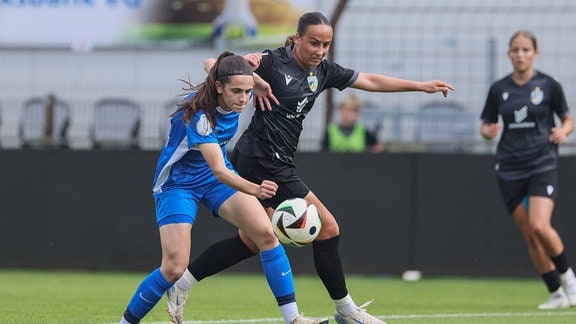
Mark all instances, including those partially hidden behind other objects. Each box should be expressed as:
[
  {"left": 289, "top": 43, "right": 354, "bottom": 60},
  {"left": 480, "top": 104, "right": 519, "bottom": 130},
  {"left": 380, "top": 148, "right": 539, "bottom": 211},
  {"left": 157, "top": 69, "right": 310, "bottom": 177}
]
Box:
[
  {"left": 318, "top": 219, "right": 339, "bottom": 238},
  {"left": 253, "top": 228, "right": 278, "bottom": 250},
  {"left": 160, "top": 259, "right": 189, "bottom": 282}
]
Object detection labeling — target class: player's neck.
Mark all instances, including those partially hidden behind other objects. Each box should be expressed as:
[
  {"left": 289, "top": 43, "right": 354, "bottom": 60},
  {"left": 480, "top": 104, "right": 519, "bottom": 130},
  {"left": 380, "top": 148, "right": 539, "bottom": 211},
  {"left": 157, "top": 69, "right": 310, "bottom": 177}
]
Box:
[{"left": 512, "top": 69, "right": 535, "bottom": 86}]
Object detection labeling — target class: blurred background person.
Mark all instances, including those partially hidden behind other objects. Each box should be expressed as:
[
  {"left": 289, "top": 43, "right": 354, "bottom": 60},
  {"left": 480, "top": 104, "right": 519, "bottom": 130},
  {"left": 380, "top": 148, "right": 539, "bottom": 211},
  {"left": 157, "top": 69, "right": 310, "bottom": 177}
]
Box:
[
  {"left": 480, "top": 30, "right": 576, "bottom": 309},
  {"left": 321, "top": 93, "right": 384, "bottom": 153}
]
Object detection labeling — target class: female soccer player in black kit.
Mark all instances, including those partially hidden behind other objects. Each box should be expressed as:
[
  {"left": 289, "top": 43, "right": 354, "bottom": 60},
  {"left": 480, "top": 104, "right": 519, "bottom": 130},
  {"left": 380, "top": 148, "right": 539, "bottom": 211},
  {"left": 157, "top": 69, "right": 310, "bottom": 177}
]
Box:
[
  {"left": 480, "top": 30, "right": 576, "bottom": 309},
  {"left": 167, "top": 12, "right": 454, "bottom": 324}
]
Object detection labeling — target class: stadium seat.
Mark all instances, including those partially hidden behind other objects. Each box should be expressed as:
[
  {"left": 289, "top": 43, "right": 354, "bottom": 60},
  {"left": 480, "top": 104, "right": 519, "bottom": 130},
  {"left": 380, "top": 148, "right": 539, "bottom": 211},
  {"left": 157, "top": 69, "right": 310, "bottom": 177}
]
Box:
[
  {"left": 19, "top": 95, "right": 71, "bottom": 149},
  {"left": 91, "top": 98, "right": 141, "bottom": 149},
  {"left": 160, "top": 98, "right": 180, "bottom": 142},
  {"left": 415, "top": 101, "right": 478, "bottom": 152}
]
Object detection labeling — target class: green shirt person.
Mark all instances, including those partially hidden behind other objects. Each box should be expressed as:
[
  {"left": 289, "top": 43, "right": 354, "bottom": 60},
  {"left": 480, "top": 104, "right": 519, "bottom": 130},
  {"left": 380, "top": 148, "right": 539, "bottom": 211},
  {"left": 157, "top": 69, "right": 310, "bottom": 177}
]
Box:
[{"left": 322, "top": 94, "right": 384, "bottom": 153}]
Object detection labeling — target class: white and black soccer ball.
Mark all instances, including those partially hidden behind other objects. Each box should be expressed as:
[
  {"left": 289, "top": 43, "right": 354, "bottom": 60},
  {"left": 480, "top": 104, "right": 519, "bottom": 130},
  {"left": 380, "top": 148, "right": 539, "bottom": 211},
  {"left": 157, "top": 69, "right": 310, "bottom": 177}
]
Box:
[{"left": 272, "top": 198, "right": 322, "bottom": 248}]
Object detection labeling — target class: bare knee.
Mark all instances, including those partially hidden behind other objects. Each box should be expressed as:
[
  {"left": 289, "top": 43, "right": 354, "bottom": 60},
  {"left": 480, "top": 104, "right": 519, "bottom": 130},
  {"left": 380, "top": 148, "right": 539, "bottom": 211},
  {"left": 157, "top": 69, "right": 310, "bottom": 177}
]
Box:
[
  {"left": 250, "top": 227, "right": 279, "bottom": 251},
  {"left": 160, "top": 259, "right": 189, "bottom": 283},
  {"left": 317, "top": 216, "right": 339, "bottom": 239}
]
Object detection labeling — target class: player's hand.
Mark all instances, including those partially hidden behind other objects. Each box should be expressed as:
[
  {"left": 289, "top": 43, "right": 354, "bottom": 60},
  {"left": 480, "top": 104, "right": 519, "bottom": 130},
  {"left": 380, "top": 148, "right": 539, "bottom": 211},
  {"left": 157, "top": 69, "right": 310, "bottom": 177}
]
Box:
[
  {"left": 421, "top": 80, "right": 455, "bottom": 97},
  {"left": 481, "top": 123, "right": 500, "bottom": 140},
  {"left": 257, "top": 180, "right": 278, "bottom": 200},
  {"left": 253, "top": 73, "right": 279, "bottom": 111},
  {"left": 549, "top": 127, "right": 568, "bottom": 144},
  {"left": 244, "top": 53, "right": 262, "bottom": 70}
]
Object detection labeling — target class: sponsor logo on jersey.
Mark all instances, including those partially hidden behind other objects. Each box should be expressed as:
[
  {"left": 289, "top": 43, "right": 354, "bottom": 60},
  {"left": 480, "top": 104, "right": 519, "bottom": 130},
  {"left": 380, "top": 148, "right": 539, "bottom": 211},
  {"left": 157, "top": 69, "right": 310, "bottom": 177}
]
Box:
[
  {"left": 514, "top": 105, "right": 528, "bottom": 123},
  {"left": 502, "top": 92, "right": 509, "bottom": 101},
  {"left": 307, "top": 73, "right": 318, "bottom": 92},
  {"left": 284, "top": 74, "right": 293, "bottom": 85},
  {"left": 530, "top": 86, "right": 543, "bottom": 105},
  {"left": 196, "top": 114, "right": 212, "bottom": 136},
  {"left": 509, "top": 105, "right": 535, "bottom": 129},
  {"left": 296, "top": 97, "right": 308, "bottom": 113}
]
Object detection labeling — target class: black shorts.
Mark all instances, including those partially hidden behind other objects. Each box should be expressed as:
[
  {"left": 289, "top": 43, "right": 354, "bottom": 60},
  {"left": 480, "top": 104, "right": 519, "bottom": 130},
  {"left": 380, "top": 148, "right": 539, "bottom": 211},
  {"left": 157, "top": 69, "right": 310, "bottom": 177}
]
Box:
[
  {"left": 231, "top": 151, "right": 310, "bottom": 209},
  {"left": 497, "top": 169, "right": 558, "bottom": 214}
]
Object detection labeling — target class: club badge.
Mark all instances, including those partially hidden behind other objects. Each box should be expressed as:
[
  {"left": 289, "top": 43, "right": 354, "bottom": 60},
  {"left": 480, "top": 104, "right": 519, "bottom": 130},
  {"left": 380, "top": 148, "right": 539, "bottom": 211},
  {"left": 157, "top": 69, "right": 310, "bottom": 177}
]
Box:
[
  {"left": 307, "top": 72, "right": 318, "bottom": 92},
  {"left": 530, "top": 86, "right": 543, "bottom": 105},
  {"left": 196, "top": 114, "right": 212, "bottom": 136}
]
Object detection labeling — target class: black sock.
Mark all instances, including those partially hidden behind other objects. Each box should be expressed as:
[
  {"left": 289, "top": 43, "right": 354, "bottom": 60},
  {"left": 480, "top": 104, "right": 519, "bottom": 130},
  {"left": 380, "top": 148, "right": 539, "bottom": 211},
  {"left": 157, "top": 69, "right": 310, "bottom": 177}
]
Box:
[
  {"left": 188, "top": 234, "right": 256, "bottom": 281},
  {"left": 123, "top": 308, "right": 140, "bottom": 324},
  {"left": 313, "top": 235, "right": 348, "bottom": 300},
  {"left": 551, "top": 250, "right": 569, "bottom": 274},
  {"left": 542, "top": 270, "right": 562, "bottom": 293}
]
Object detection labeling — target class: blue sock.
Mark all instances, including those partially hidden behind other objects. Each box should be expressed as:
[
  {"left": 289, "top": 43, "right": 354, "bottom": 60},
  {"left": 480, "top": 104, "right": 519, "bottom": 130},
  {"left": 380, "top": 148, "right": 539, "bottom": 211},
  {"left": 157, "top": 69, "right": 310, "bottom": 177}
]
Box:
[
  {"left": 260, "top": 244, "right": 296, "bottom": 306},
  {"left": 125, "top": 268, "right": 172, "bottom": 321}
]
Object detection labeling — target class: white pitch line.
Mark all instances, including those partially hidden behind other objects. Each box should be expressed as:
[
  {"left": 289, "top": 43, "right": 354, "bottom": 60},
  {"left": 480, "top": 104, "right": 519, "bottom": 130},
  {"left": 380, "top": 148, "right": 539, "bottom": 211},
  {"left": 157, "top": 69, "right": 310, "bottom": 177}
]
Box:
[
  {"left": 385, "top": 311, "right": 576, "bottom": 319},
  {"left": 127, "top": 311, "right": 576, "bottom": 324}
]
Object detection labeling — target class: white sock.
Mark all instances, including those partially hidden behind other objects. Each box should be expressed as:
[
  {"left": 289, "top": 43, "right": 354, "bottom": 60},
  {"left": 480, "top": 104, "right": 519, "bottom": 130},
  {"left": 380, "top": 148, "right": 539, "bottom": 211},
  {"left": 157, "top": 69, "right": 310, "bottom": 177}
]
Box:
[
  {"left": 280, "top": 301, "right": 300, "bottom": 324},
  {"left": 561, "top": 268, "right": 576, "bottom": 287},
  {"left": 119, "top": 317, "right": 130, "bottom": 324},
  {"left": 334, "top": 294, "right": 357, "bottom": 315},
  {"left": 176, "top": 269, "right": 198, "bottom": 293}
]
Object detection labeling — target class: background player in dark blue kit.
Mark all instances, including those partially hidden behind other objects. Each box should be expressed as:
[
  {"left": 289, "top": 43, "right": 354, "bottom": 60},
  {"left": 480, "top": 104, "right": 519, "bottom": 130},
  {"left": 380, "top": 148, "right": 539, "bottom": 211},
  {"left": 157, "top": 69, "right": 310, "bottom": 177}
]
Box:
[
  {"left": 167, "top": 12, "right": 454, "bottom": 324},
  {"left": 480, "top": 30, "right": 576, "bottom": 309},
  {"left": 119, "top": 51, "right": 328, "bottom": 324}
]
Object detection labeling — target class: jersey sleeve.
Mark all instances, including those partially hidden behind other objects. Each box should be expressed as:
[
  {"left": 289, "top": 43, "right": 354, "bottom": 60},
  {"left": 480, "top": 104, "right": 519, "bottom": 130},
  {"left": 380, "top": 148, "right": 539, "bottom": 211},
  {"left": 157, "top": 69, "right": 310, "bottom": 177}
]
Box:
[
  {"left": 186, "top": 111, "right": 218, "bottom": 148},
  {"left": 550, "top": 79, "right": 570, "bottom": 118},
  {"left": 480, "top": 85, "right": 499, "bottom": 123},
  {"left": 324, "top": 61, "right": 358, "bottom": 91}
]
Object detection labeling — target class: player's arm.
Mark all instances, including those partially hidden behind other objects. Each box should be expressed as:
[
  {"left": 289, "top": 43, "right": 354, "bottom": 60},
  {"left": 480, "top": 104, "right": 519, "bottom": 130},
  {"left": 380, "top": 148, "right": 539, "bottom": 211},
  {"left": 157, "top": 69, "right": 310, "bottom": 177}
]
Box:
[
  {"left": 203, "top": 55, "right": 278, "bottom": 110},
  {"left": 480, "top": 121, "right": 500, "bottom": 140},
  {"left": 198, "top": 142, "right": 277, "bottom": 199},
  {"left": 550, "top": 114, "right": 574, "bottom": 144},
  {"left": 351, "top": 72, "right": 455, "bottom": 97}
]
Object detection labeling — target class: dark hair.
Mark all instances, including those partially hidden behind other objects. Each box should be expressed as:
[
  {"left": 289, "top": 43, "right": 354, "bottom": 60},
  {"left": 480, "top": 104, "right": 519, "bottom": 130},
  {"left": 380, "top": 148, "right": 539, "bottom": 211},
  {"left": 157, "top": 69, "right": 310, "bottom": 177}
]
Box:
[
  {"left": 285, "top": 12, "right": 331, "bottom": 47},
  {"left": 177, "top": 51, "right": 252, "bottom": 127},
  {"left": 509, "top": 30, "right": 538, "bottom": 51}
]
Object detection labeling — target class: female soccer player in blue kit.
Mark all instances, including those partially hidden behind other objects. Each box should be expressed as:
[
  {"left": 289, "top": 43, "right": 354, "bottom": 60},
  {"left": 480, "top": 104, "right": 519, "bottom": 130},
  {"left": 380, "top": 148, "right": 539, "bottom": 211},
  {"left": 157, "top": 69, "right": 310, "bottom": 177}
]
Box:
[
  {"left": 481, "top": 30, "right": 576, "bottom": 309},
  {"left": 167, "top": 12, "right": 454, "bottom": 324},
  {"left": 119, "top": 51, "right": 328, "bottom": 324}
]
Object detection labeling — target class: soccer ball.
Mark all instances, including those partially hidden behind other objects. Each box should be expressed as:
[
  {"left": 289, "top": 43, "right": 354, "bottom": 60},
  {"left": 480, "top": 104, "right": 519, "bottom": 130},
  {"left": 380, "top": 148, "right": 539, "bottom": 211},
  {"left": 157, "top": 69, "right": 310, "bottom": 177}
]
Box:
[{"left": 272, "top": 198, "right": 322, "bottom": 248}]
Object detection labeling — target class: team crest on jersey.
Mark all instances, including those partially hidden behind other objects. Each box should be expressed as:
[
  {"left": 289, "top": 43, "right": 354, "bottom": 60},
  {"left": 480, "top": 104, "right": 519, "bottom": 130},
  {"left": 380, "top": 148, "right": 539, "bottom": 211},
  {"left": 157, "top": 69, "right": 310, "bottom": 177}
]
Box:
[
  {"left": 502, "top": 92, "right": 509, "bottom": 101},
  {"left": 530, "top": 86, "right": 543, "bottom": 105},
  {"left": 307, "top": 72, "right": 318, "bottom": 92},
  {"left": 196, "top": 114, "right": 212, "bottom": 136}
]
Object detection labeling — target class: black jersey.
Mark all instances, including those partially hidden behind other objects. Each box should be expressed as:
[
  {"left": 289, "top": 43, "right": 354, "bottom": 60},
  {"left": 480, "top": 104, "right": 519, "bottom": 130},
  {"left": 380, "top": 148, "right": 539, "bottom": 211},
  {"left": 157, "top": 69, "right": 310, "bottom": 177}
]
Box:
[
  {"left": 234, "top": 46, "right": 358, "bottom": 164},
  {"left": 481, "top": 71, "right": 570, "bottom": 180}
]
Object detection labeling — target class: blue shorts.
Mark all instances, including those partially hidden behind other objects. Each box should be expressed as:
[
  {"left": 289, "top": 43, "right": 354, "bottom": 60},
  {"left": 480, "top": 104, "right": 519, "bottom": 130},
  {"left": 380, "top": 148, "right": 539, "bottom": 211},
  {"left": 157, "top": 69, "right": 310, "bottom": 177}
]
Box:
[{"left": 153, "top": 182, "right": 236, "bottom": 227}]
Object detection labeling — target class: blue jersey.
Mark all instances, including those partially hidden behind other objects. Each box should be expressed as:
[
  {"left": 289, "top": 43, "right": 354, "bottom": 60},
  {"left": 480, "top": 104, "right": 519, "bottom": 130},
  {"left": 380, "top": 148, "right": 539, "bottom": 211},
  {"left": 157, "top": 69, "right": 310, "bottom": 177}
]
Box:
[{"left": 152, "top": 102, "right": 239, "bottom": 193}]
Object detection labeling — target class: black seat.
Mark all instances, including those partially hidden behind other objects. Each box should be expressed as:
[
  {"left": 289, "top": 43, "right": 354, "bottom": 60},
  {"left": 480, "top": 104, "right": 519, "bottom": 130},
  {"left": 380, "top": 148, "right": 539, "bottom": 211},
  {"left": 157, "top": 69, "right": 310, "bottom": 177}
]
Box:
[
  {"left": 92, "top": 98, "right": 141, "bottom": 149},
  {"left": 20, "top": 95, "right": 70, "bottom": 149}
]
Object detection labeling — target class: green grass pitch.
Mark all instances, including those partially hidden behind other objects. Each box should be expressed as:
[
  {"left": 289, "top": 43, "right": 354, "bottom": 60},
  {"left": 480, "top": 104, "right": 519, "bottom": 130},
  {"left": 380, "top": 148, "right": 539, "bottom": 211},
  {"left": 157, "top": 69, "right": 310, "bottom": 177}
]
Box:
[{"left": 1, "top": 269, "right": 575, "bottom": 323}]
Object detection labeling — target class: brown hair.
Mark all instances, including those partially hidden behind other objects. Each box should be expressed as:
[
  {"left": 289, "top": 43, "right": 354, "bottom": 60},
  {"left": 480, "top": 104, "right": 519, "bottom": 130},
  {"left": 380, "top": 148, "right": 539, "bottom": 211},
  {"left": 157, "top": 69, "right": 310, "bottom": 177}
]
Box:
[
  {"left": 176, "top": 51, "right": 253, "bottom": 128},
  {"left": 509, "top": 30, "right": 538, "bottom": 51},
  {"left": 285, "top": 12, "right": 331, "bottom": 47}
]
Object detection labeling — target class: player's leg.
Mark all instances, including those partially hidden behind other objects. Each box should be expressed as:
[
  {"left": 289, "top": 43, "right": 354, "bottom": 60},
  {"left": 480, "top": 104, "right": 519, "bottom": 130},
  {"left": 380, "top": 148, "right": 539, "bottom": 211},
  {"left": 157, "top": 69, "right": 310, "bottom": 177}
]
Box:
[
  {"left": 121, "top": 222, "right": 192, "bottom": 323},
  {"left": 219, "top": 191, "right": 328, "bottom": 324},
  {"left": 510, "top": 201, "right": 567, "bottom": 309},
  {"left": 304, "top": 191, "right": 386, "bottom": 324},
  {"left": 529, "top": 170, "right": 576, "bottom": 306},
  {"left": 528, "top": 195, "right": 576, "bottom": 306}
]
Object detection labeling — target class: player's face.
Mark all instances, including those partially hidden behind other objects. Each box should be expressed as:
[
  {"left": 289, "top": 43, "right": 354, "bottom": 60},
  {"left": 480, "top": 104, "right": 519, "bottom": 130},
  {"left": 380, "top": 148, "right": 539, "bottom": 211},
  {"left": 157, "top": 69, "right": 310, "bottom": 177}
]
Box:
[
  {"left": 293, "top": 24, "right": 333, "bottom": 70},
  {"left": 216, "top": 75, "right": 254, "bottom": 113},
  {"left": 508, "top": 36, "right": 538, "bottom": 74}
]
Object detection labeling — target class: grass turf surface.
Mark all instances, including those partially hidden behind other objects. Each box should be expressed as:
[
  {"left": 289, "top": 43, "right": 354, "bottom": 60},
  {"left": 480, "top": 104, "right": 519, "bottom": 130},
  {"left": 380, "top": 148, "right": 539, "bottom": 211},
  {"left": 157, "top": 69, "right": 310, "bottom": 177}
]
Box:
[{"left": 1, "top": 269, "right": 575, "bottom": 323}]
